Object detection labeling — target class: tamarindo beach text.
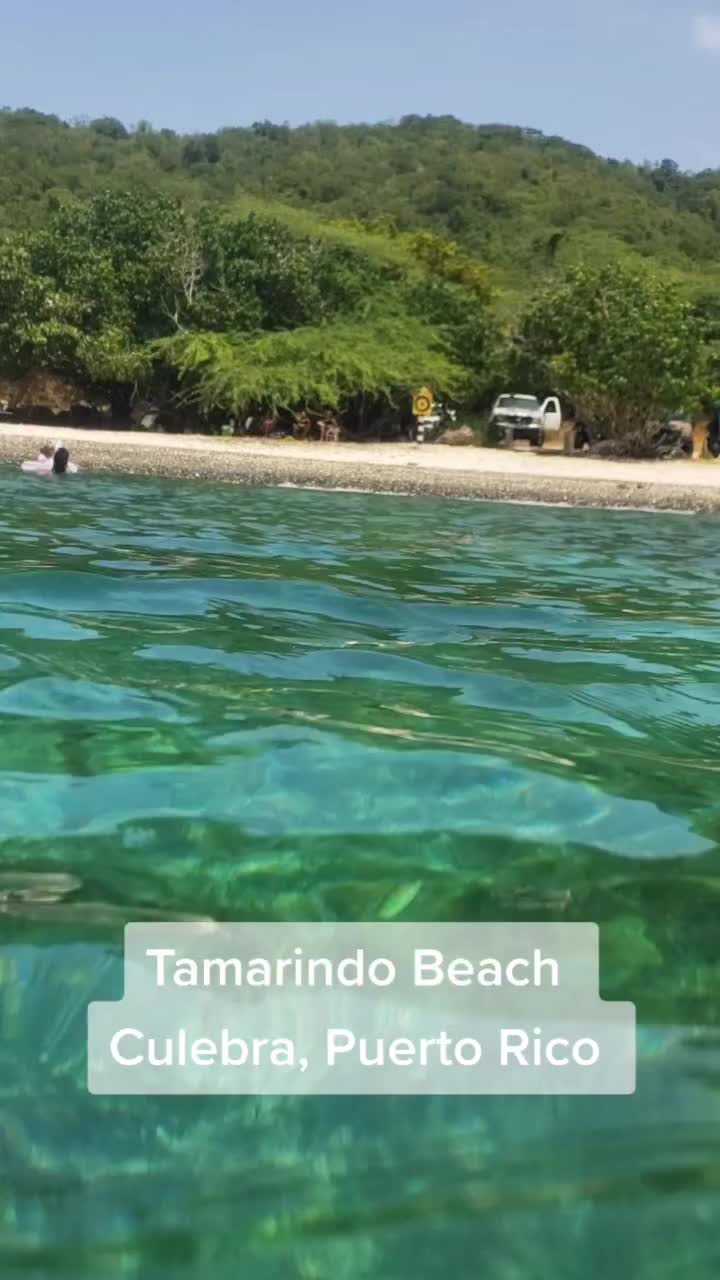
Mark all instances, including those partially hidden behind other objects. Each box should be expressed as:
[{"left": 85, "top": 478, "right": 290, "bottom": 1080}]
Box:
[{"left": 88, "top": 922, "right": 636, "bottom": 1096}]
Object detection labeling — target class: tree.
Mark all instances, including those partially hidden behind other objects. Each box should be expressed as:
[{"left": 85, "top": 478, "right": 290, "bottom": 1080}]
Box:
[
  {"left": 2, "top": 158, "right": 714, "bottom": 438},
  {"left": 90, "top": 117, "right": 129, "bottom": 141},
  {"left": 518, "top": 263, "right": 708, "bottom": 452},
  {"left": 0, "top": 192, "right": 189, "bottom": 386},
  {"left": 155, "top": 311, "right": 466, "bottom": 414},
  {"left": 404, "top": 276, "right": 508, "bottom": 405},
  {"left": 62, "top": 190, "right": 198, "bottom": 340},
  {"left": 0, "top": 240, "right": 82, "bottom": 374},
  {"left": 2, "top": 108, "right": 720, "bottom": 292}
]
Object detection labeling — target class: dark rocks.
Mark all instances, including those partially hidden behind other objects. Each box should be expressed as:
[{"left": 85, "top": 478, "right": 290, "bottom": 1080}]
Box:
[{"left": 0, "top": 371, "right": 111, "bottom": 421}]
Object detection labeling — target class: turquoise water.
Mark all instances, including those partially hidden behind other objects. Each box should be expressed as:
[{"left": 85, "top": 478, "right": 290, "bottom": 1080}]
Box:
[{"left": 1, "top": 469, "right": 720, "bottom": 1277}]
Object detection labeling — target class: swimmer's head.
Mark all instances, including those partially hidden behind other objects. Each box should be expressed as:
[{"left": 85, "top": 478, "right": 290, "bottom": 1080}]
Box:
[
  {"left": 53, "top": 447, "right": 69, "bottom": 475},
  {"left": 39, "top": 444, "right": 54, "bottom": 458}
]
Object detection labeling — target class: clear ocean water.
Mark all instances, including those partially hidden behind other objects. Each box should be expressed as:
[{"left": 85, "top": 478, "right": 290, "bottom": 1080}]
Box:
[{"left": 1, "top": 468, "right": 719, "bottom": 1278}]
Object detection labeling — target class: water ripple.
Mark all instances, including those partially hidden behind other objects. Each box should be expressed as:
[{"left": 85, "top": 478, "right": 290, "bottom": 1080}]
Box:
[{"left": 2, "top": 469, "right": 720, "bottom": 1278}]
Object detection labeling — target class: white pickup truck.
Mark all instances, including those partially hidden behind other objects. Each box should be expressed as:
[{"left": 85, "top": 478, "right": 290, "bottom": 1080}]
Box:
[{"left": 491, "top": 394, "right": 562, "bottom": 449}]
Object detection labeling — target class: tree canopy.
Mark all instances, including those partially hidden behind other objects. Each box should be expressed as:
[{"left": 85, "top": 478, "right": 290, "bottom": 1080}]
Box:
[
  {"left": 519, "top": 263, "right": 709, "bottom": 441},
  {"left": 0, "top": 187, "right": 503, "bottom": 421},
  {"left": 3, "top": 108, "right": 720, "bottom": 294},
  {"left": 157, "top": 313, "right": 465, "bottom": 413},
  {"left": 1, "top": 108, "right": 719, "bottom": 440}
]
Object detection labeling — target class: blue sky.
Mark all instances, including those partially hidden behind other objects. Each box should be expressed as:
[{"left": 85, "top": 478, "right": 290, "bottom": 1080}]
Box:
[{"left": 3, "top": 0, "right": 720, "bottom": 169}]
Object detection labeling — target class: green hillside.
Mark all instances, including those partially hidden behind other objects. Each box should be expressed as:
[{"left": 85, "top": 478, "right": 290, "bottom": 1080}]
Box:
[
  {"left": 0, "top": 108, "right": 717, "bottom": 449},
  {"left": 2, "top": 108, "right": 720, "bottom": 289}
]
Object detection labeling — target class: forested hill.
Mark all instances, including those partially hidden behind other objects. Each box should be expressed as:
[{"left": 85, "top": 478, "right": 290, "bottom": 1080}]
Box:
[
  {"left": 3, "top": 108, "right": 720, "bottom": 287},
  {"left": 0, "top": 107, "right": 715, "bottom": 448}
]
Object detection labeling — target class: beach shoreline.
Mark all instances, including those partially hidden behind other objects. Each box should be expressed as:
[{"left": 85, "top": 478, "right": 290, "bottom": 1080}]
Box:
[{"left": 3, "top": 423, "right": 720, "bottom": 512}]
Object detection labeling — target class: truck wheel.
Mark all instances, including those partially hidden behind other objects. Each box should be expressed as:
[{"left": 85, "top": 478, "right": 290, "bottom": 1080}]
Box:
[{"left": 536, "top": 430, "right": 545, "bottom": 450}]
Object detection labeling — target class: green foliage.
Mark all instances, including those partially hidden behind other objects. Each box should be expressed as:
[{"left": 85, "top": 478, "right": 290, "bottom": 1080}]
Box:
[
  {"left": 403, "top": 277, "right": 508, "bottom": 404},
  {"left": 4, "top": 109, "right": 720, "bottom": 291},
  {"left": 0, "top": 239, "right": 85, "bottom": 374},
  {"left": 156, "top": 313, "right": 466, "bottom": 412},
  {"left": 404, "top": 230, "right": 493, "bottom": 295},
  {"left": 2, "top": 107, "right": 720, "bottom": 434},
  {"left": 196, "top": 210, "right": 393, "bottom": 333},
  {"left": 518, "top": 262, "right": 708, "bottom": 439},
  {"left": 89, "top": 116, "right": 129, "bottom": 141},
  {"left": 0, "top": 181, "right": 500, "bottom": 416}
]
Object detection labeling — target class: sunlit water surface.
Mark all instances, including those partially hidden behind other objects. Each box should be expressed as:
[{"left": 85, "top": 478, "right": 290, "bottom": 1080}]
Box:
[{"left": 1, "top": 469, "right": 719, "bottom": 1278}]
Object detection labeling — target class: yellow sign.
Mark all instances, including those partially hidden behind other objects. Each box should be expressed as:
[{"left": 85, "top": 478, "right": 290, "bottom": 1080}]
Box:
[{"left": 413, "top": 386, "right": 434, "bottom": 417}]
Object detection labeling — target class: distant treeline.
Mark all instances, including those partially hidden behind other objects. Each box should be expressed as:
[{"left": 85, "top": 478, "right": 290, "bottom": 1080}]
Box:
[{"left": 3, "top": 108, "right": 720, "bottom": 296}]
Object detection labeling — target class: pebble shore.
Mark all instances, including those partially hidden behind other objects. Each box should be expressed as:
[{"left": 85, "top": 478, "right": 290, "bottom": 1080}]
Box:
[{"left": 3, "top": 428, "right": 720, "bottom": 512}]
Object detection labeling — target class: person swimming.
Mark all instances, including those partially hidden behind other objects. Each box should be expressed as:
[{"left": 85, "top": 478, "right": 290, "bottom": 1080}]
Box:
[
  {"left": 53, "top": 442, "right": 78, "bottom": 473},
  {"left": 21, "top": 441, "right": 78, "bottom": 475},
  {"left": 30, "top": 444, "right": 55, "bottom": 472}
]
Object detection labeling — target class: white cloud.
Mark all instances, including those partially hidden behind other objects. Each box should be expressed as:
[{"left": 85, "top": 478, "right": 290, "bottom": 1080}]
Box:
[{"left": 692, "top": 14, "right": 720, "bottom": 53}]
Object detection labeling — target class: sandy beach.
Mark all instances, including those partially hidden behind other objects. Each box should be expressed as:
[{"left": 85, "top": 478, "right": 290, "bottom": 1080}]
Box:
[{"left": 3, "top": 422, "right": 720, "bottom": 511}]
